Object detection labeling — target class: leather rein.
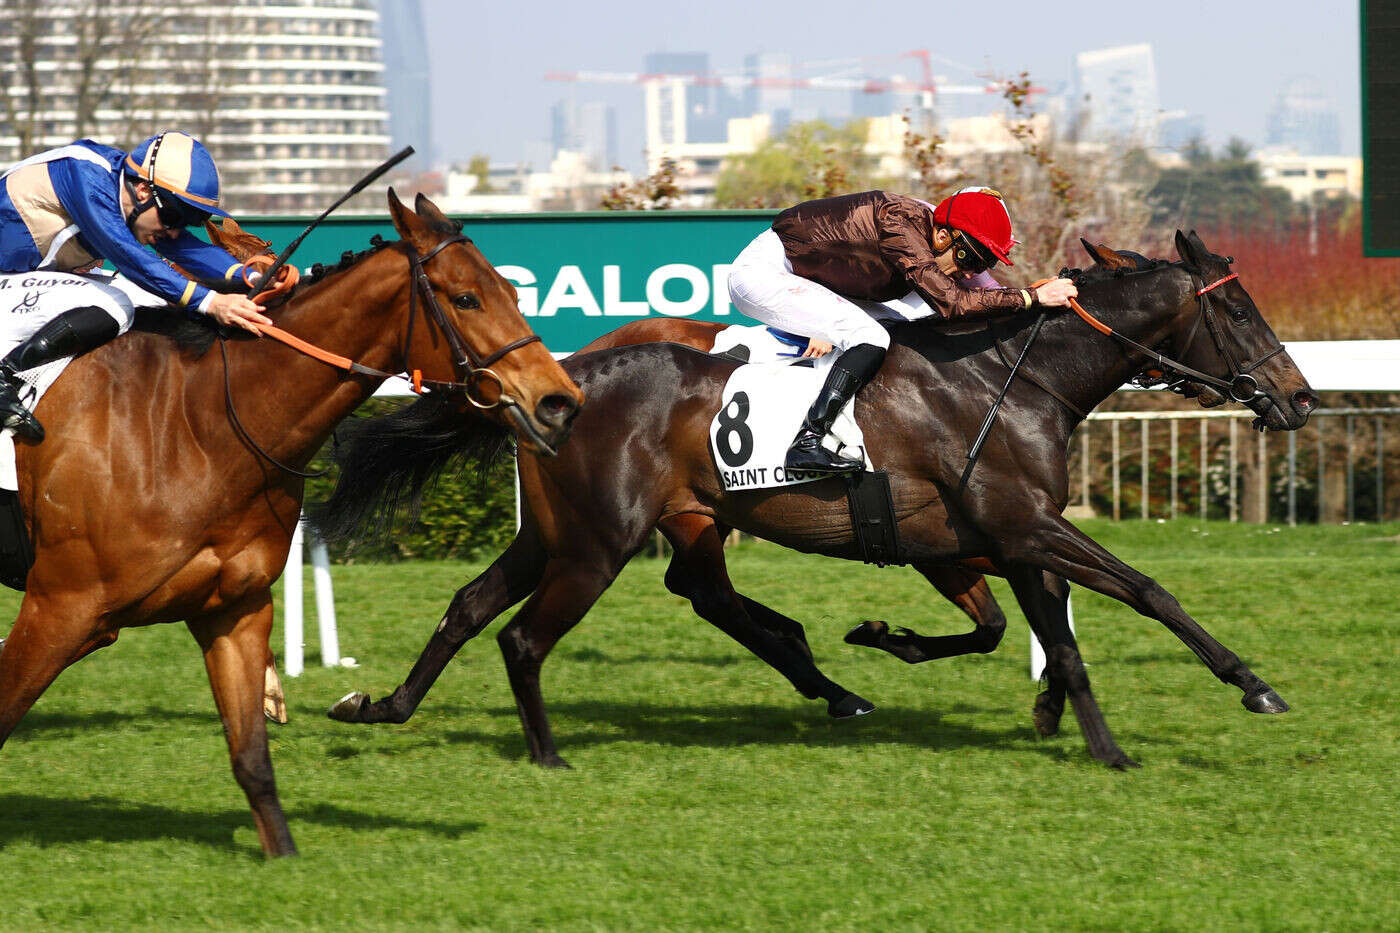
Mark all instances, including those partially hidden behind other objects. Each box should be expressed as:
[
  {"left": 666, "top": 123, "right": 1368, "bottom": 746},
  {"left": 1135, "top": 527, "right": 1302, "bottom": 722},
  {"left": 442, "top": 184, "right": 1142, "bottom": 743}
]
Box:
[
  {"left": 221, "top": 233, "right": 542, "bottom": 478},
  {"left": 995, "top": 265, "right": 1287, "bottom": 419}
]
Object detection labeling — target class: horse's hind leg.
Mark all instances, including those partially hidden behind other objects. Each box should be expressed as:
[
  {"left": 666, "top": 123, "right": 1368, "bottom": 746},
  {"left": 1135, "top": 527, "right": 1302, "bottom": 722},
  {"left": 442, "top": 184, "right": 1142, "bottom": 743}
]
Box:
[
  {"left": 187, "top": 590, "right": 297, "bottom": 856},
  {"left": 330, "top": 529, "right": 546, "bottom": 725},
  {"left": 0, "top": 598, "right": 113, "bottom": 746},
  {"left": 845, "top": 564, "right": 1008, "bottom": 663},
  {"left": 1005, "top": 565, "right": 1135, "bottom": 769},
  {"left": 497, "top": 555, "right": 623, "bottom": 769},
  {"left": 659, "top": 513, "right": 873, "bottom": 718}
]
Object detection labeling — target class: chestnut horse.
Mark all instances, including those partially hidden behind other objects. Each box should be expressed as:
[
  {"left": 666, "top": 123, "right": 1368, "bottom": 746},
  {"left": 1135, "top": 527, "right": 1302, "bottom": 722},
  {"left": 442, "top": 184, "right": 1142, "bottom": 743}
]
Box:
[
  {"left": 0, "top": 191, "right": 583, "bottom": 856},
  {"left": 321, "top": 232, "right": 1316, "bottom": 770}
]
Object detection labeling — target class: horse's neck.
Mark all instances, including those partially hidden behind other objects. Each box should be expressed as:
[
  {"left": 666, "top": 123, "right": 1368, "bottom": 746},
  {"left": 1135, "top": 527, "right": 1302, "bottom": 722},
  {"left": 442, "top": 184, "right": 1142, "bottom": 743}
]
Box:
[
  {"left": 1028, "top": 269, "right": 1192, "bottom": 418},
  {"left": 222, "top": 252, "right": 408, "bottom": 463}
]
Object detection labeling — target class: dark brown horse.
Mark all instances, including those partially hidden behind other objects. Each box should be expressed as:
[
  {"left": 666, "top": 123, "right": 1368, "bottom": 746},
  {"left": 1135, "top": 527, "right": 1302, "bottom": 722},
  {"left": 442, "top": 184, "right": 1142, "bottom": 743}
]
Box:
[
  {"left": 0, "top": 191, "right": 583, "bottom": 856},
  {"left": 321, "top": 231, "right": 1315, "bottom": 771}
]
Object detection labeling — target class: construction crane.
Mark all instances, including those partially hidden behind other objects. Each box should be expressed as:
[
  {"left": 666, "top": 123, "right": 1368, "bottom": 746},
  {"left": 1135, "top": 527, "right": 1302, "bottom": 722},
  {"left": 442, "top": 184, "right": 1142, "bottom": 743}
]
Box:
[{"left": 546, "top": 49, "right": 1005, "bottom": 98}]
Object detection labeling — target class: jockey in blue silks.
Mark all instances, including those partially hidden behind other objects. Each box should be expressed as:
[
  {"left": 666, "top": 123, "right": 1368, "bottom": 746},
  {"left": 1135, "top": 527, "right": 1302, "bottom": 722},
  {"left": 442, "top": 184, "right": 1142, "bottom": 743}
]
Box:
[{"left": 0, "top": 131, "right": 272, "bottom": 441}]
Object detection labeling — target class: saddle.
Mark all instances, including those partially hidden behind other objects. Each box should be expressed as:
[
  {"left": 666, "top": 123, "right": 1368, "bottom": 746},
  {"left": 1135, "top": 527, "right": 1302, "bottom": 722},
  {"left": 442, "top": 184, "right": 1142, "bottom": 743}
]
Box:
[{"left": 0, "top": 218, "right": 273, "bottom": 590}]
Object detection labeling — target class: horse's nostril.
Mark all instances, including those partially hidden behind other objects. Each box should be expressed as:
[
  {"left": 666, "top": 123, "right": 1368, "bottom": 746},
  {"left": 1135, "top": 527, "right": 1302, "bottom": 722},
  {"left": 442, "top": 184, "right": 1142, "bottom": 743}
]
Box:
[
  {"left": 536, "top": 394, "right": 578, "bottom": 427},
  {"left": 1292, "top": 391, "right": 1317, "bottom": 413}
]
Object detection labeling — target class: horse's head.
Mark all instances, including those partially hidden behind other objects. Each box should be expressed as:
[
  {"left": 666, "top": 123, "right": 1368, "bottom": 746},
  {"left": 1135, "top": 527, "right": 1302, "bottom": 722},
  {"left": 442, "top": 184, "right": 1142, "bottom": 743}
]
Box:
[
  {"left": 1167, "top": 230, "right": 1316, "bottom": 431},
  {"left": 387, "top": 189, "right": 584, "bottom": 455}
]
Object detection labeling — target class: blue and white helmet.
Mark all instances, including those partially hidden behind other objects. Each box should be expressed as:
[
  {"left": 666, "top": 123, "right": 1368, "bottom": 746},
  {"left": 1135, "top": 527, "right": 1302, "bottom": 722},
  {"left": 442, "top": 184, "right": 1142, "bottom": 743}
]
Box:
[{"left": 125, "top": 132, "right": 230, "bottom": 220}]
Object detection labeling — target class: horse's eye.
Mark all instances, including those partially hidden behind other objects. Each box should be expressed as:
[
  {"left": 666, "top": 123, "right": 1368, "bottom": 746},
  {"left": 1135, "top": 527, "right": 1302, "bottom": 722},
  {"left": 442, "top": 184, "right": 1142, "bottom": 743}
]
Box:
[
  {"left": 1229, "top": 306, "right": 1250, "bottom": 324},
  {"left": 453, "top": 293, "right": 480, "bottom": 310}
]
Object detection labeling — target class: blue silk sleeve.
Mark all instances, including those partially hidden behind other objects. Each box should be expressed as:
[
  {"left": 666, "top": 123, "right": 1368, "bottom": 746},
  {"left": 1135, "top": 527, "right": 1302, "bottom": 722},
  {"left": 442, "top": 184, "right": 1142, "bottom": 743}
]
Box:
[{"left": 49, "top": 158, "right": 214, "bottom": 310}]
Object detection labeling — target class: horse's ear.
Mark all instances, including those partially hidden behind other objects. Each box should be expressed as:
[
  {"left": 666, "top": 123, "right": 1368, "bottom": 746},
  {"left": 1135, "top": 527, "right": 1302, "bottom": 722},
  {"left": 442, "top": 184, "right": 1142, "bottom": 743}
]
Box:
[
  {"left": 1082, "top": 238, "right": 1133, "bottom": 270},
  {"left": 1187, "top": 229, "right": 1212, "bottom": 259},
  {"left": 388, "top": 187, "right": 427, "bottom": 244},
  {"left": 1174, "top": 229, "right": 1198, "bottom": 266},
  {"left": 413, "top": 192, "right": 457, "bottom": 233}
]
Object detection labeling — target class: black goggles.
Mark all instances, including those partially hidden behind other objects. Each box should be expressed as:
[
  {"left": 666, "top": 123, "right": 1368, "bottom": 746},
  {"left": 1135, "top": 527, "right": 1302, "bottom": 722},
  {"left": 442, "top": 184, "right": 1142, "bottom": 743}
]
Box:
[
  {"left": 151, "top": 187, "right": 211, "bottom": 230},
  {"left": 952, "top": 232, "right": 997, "bottom": 274}
]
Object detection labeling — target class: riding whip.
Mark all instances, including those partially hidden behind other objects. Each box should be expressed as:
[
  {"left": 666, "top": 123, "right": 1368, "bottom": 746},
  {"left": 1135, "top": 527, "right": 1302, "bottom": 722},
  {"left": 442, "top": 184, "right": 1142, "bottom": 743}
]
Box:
[
  {"left": 255, "top": 145, "right": 415, "bottom": 290},
  {"left": 965, "top": 309, "right": 1049, "bottom": 471}
]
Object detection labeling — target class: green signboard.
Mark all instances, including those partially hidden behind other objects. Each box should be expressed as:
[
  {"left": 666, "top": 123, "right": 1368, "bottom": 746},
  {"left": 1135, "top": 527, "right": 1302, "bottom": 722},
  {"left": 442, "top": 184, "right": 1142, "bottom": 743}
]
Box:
[{"left": 239, "top": 210, "right": 776, "bottom": 354}]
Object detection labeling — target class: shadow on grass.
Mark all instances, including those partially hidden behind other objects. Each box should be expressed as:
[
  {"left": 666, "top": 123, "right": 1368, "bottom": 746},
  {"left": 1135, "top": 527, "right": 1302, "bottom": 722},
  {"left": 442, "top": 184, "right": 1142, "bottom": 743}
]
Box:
[
  {"left": 15, "top": 706, "right": 218, "bottom": 735},
  {"left": 0, "top": 794, "right": 480, "bottom": 855},
  {"left": 425, "top": 700, "right": 1164, "bottom": 765}
]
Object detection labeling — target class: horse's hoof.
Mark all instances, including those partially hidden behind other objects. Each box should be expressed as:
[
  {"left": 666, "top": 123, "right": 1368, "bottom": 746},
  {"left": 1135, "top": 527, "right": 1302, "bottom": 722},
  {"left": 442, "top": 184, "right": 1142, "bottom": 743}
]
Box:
[
  {"left": 828, "top": 693, "right": 876, "bottom": 719},
  {"left": 1242, "top": 687, "right": 1290, "bottom": 714},
  {"left": 843, "top": 620, "right": 887, "bottom": 648},
  {"left": 1107, "top": 754, "right": 1142, "bottom": 771},
  {"left": 535, "top": 754, "right": 573, "bottom": 770},
  {"left": 327, "top": 691, "right": 371, "bottom": 722},
  {"left": 1032, "top": 701, "right": 1062, "bottom": 738}
]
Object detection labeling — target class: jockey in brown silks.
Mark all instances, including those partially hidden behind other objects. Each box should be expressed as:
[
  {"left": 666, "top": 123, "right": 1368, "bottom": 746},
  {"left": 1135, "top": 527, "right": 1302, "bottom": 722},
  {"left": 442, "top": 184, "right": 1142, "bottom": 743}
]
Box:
[{"left": 727, "top": 186, "right": 1079, "bottom": 473}]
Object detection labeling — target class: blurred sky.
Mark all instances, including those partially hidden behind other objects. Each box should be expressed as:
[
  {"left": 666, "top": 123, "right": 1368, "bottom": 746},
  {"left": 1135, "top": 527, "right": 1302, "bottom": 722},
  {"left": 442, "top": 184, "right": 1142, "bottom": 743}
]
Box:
[{"left": 419, "top": 0, "right": 1361, "bottom": 170}]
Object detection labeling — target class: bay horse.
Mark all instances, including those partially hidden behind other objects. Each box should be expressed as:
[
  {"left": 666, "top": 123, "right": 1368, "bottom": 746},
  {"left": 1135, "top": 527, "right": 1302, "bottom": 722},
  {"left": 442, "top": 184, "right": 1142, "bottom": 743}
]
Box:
[
  {"left": 320, "top": 231, "right": 1316, "bottom": 771},
  {"left": 0, "top": 191, "right": 584, "bottom": 856}
]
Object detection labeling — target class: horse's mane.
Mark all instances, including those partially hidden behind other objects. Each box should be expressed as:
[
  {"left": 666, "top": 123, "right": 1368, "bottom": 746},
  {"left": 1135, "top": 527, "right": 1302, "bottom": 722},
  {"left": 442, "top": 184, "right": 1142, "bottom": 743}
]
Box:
[
  {"left": 308, "top": 393, "right": 510, "bottom": 547},
  {"left": 125, "top": 226, "right": 440, "bottom": 357}
]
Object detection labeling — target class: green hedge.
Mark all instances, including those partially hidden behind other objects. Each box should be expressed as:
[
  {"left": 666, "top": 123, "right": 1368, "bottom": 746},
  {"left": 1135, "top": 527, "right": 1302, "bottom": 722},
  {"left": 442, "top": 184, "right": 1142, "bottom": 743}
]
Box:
[{"left": 305, "top": 398, "right": 518, "bottom": 563}]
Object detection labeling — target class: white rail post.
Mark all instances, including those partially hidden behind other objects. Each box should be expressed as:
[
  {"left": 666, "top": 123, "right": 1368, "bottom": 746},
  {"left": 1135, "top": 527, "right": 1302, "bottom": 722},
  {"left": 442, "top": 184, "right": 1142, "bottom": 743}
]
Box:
[
  {"left": 1229, "top": 417, "right": 1238, "bottom": 522},
  {"left": 1031, "top": 589, "right": 1077, "bottom": 680},
  {"left": 1200, "top": 418, "right": 1209, "bottom": 520},
  {"left": 310, "top": 528, "right": 339, "bottom": 667},
  {"left": 285, "top": 519, "right": 305, "bottom": 678},
  {"left": 1288, "top": 430, "right": 1298, "bottom": 526},
  {"left": 1141, "top": 418, "right": 1149, "bottom": 520},
  {"left": 1111, "top": 419, "right": 1121, "bottom": 520},
  {"left": 1170, "top": 419, "right": 1178, "bottom": 519}
]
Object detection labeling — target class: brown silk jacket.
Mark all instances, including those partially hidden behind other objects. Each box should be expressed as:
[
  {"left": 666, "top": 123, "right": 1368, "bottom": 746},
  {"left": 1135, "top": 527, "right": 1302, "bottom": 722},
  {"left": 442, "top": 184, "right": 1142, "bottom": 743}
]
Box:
[{"left": 771, "top": 190, "right": 1034, "bottom": 319}]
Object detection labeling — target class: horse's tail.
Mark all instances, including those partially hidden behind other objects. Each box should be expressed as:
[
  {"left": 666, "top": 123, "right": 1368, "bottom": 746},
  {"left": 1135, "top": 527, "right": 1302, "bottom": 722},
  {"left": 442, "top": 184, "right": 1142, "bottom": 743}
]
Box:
[{"left": 308, "top": 394, "right": 511, "bottom": 546}]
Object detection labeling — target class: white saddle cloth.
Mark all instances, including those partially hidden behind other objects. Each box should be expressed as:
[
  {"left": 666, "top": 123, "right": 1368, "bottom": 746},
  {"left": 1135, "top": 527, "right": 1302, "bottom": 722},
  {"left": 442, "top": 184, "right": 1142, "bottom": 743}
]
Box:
[
  {"left": 0, "top": 357, "right": 72, "bottom": 491},
  {"left": 707, "top": 325, "right": 872, "bottom": 491}
]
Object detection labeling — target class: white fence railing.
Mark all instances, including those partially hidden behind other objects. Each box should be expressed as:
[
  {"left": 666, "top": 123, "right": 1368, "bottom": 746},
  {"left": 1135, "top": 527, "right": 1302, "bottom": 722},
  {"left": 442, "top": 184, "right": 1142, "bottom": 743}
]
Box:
[{"left": 1075, "top": 407, "right": 1400, "bottom": 525}]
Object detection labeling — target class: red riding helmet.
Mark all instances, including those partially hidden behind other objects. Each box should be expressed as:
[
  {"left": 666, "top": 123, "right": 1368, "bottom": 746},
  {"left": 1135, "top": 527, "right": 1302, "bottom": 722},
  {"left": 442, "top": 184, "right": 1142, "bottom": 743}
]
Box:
[{"left": 932, "top": 186, "right": 1017, "bottom": 266}]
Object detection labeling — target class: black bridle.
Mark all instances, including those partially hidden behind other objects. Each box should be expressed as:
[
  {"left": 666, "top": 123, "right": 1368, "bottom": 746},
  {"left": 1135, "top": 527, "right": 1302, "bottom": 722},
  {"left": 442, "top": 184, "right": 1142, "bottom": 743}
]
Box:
[
  {"left": 1072, "top": 265, "right": 1288, "bottom": 405},
  {"left": 396, "top": 234, "right": 542, "bottom": 409}
]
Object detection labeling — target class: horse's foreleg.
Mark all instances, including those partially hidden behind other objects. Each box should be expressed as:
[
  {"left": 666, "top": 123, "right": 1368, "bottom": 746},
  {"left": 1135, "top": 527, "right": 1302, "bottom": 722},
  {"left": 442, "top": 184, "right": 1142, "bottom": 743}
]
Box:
[
  {"left": 0, "top": 599, "right": 112, "bottom": 747},
  {"left": 328, "top": 531, "right": 546, "bottom": 725},
  {"left": 845, "top": 564, "right": 1008, "bottom": 663},
  {"left": 188, "top": 590, "right": 296, "bottom": 857},
  {"left": 1005, "top": 511, "right": 1286, "bottom": 712},
  {"left": 1005, "top": 566, "right": 1135, "bottom": 768},
  {"left": 659, "top": 513, "right": 873, "bottom": 719},
  {"left": 497, "top": 556, "right": 621, "bottom": 769}
]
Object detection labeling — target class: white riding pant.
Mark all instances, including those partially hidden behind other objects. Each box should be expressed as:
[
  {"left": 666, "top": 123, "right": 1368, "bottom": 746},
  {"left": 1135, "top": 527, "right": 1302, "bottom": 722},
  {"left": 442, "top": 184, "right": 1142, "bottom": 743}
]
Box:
[
  {"left": 726, "top": 229, "right": 891, "bottom": 352},
  {"left": 0, "top": 270, "right": 165, "bottom": 357}
]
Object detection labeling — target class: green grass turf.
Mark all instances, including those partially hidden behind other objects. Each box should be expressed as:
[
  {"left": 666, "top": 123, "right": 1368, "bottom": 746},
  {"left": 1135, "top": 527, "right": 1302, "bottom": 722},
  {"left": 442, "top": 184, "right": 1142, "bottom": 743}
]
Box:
[{"left": 1, "top": 519, "right": 1397, "bottom": 930}]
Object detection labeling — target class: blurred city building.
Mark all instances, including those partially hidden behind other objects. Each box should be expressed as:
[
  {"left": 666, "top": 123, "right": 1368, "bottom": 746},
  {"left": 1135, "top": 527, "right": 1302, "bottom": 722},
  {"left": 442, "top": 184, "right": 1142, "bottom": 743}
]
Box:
[
  {"left": 377, "top": 0, "right": 431, "bottom": 166},
  {"left": 1158, "top": 110, "right": 1206, "bottom": 152},
  {"left": 1072, "top": 44, "right": 1161, "bottom": 146},
  {"left": 1257, "top": 153, "right": 1362, "bottom": 202},
  {"left": 436, "top": 152, "right": 631, "bottom": 213},
  {"left": 551, "top": 99, "right": 619, "bottom": 170},
  {"left": 0, "top": 0, "right": 392, "bottom": 214},
  {"left": 1265, "top": 76, "right": 1342, "bottom": 156}
]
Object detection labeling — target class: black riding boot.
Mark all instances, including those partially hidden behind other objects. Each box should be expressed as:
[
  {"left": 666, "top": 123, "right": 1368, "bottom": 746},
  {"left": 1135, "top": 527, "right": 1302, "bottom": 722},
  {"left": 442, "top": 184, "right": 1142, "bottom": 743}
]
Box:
[
  {"left": 784, "top": 342, "right": 887, "bottom": 473},
  {"left": 0, "top": 306, "right": 119, "bottom": 442}
]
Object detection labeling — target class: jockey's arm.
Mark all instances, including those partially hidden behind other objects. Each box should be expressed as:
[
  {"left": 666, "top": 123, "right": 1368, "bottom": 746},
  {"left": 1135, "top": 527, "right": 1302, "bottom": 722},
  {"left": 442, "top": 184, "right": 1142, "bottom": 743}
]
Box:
[
  {"left": 875, "top": 196, "right": 1034, "bottom": 319},
  {"left": 50, "top": 159, "right": 228, "bottom": 314},
  {"left": 153, "top": 231, "right": 256, "bottom": 289}
]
